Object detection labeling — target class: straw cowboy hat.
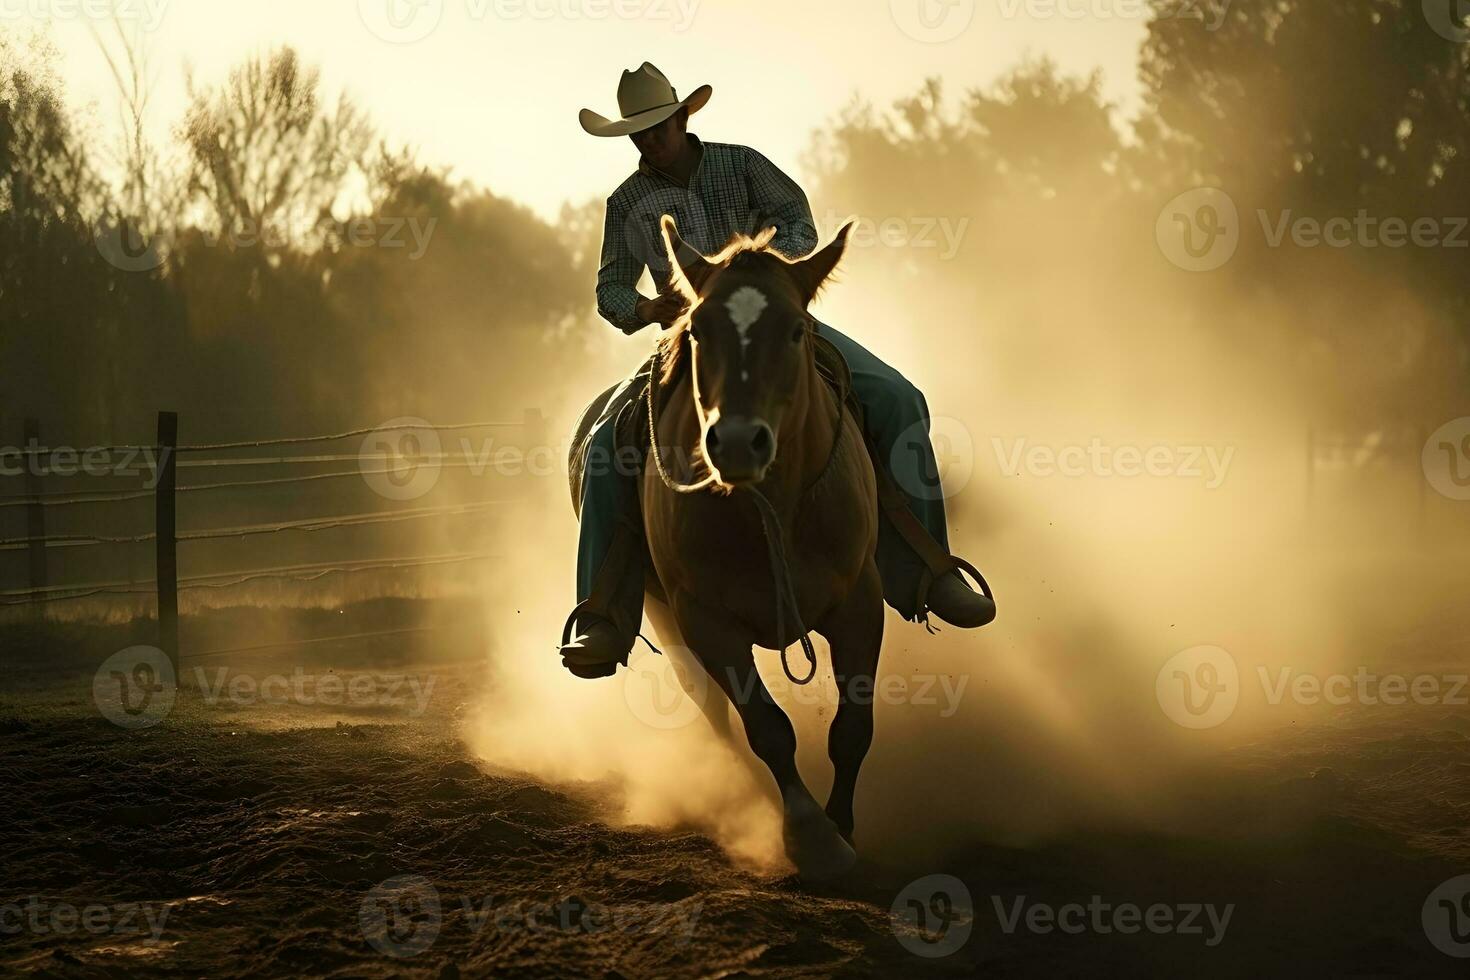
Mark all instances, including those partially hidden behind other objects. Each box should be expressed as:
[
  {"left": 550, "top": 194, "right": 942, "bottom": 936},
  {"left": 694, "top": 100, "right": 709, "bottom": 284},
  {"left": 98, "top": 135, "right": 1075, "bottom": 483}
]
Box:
[{"left": 579, "top": 62, "right": 712, "bottom": 138}]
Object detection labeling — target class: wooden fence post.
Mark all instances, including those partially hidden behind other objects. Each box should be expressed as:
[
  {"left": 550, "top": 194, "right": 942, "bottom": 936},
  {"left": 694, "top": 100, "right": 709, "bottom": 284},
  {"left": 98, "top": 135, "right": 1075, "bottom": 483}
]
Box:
[
  {"left": 155, "top": 412, "right": 179, "bottom": 671},
  {"left": 23, "top": 418, "right": 47, "bottom": 610}
]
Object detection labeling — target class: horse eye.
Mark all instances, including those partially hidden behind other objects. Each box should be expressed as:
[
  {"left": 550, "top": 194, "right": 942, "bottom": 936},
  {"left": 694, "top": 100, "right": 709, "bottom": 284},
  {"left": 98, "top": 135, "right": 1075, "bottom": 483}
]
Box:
[{"left": 791, "top": 321, "right": 807, "bottom": 343}]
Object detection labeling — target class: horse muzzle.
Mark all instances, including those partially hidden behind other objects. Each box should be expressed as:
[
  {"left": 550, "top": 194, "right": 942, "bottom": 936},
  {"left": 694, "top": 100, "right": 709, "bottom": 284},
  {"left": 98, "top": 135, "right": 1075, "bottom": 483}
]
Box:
[{"left": 704, "top": 415, "right": 776, "bottom": 484}]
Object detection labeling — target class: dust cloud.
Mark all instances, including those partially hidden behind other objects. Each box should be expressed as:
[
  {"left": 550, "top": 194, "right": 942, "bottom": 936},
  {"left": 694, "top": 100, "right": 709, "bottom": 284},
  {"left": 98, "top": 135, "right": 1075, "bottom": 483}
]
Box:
[{"left": 464, "top": 183, "right": 1469, "bottom": 871}]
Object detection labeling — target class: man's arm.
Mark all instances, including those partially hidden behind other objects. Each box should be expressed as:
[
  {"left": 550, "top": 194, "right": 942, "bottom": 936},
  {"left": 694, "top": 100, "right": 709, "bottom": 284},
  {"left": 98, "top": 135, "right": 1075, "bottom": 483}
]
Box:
[
  {"left": 595, "top": 194, "right": 651, "bottom": 334},
  {"left": 744, "top": 147, "right": 820, "bottom": 259}
]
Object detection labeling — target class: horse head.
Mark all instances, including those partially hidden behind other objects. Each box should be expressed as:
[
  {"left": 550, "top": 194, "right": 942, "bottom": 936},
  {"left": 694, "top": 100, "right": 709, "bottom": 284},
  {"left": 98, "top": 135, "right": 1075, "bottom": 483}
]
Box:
[{"left": 659, "top": 214, "right": 852, "bottom": 487}]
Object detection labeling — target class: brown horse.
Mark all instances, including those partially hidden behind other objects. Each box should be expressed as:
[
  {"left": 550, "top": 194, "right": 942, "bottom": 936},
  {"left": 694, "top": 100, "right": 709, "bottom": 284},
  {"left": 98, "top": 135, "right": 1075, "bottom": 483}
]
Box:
[{"left": 632, "top": 216, "right": 881, "bottom": 880}]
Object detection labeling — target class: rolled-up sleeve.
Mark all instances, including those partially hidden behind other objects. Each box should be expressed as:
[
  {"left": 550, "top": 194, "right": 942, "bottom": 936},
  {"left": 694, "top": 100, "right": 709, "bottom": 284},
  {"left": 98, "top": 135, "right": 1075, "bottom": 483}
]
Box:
[
  {"left": 744, "top": 147, "right": 819, "bottom": 259},
  {"left": 595, "top": 192, "right": 648, "bottom": 333}
]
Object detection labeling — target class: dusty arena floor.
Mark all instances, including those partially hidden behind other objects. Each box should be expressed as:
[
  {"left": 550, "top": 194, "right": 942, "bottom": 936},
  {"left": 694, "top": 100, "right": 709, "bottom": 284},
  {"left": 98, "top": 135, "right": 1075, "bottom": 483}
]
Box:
[{"left": 2, "top": 600, "right": 1467, "bottom": 978}]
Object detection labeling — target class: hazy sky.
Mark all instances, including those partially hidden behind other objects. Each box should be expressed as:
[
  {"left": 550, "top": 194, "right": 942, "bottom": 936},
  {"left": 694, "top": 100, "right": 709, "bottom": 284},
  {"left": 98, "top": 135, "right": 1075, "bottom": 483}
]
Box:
[{"left": 16, "top": 0, "right": 1147, "bottom": 218}]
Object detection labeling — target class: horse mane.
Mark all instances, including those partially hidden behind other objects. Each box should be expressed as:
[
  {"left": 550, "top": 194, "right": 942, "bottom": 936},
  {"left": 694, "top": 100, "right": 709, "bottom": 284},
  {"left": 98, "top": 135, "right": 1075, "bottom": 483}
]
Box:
[{"left": 657, "top": 226, "right": 819, "bottom": 385}]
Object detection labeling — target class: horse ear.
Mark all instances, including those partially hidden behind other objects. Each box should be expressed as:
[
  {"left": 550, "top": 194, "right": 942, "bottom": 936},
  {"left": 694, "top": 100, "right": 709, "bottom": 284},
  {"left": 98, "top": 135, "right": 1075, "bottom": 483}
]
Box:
[
  {"left": 660, "top": 215, "right": 714, "bottom": 296},
  {"left": 791, "top": 222, "right": 852, "bottom": 306}
]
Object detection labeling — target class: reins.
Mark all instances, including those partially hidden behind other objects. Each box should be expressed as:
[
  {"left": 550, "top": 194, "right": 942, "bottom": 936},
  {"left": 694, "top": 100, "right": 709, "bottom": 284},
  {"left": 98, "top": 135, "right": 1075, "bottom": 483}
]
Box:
[{"left": 644, "top": 331, "right": 847, "bottom": 686}]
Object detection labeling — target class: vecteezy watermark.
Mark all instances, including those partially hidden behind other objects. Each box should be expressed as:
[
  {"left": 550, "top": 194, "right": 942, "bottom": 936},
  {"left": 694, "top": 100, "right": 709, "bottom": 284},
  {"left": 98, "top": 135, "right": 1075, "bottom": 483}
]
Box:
[
  {"left": 890, "top": 874, "right": 975, "bottom": 957},
  {"left": 191, "top": 668, "right": 438, "bottom": 716},
  {"left": 357, "top": 418, "right": 561, "bottom": 501},
  {"left": 1156, "top": 645, "right": 1239, "bottom": 730},
  {"left": 1158, "top": 187, "right": 1470, "bottom": 271},
  {"left": 1156, "top": 187, "right": 1241, "bottom": 272},
  {"left": 993, "top": 0, "right": 1231, "bottom": 30},
  {"left": 1423, "top": 0, "right": 1470, "bottom": 43},
  {"left": 461, "top": 895, "right": 703, "bottom": 944},
  {"left": 992, "top": 895, "right": 1234, "bottom": 947},
  {"left": 889, "top": 0, "right": 975, "bottom": 43},
  {"left": 814, "top": 210, "right": 971, "bottom": 261},
  {"left": 1157, "top": 645, "right": 1470, "bottom": 730},
  {"left": 93, "top": 646, "right": 176, "bottom": 730},
  {"left": 360, "top": 418, "right": 444, "bottom": 501},
  {"left": 622, "top": 645, "right": 971, "bottom": 730},
  {"left": 992, "top": 437, "right": 1235, "bottom": 489},
  {"left": 359, "top": 876, "right": 702, "bottom": 958},
  {"left": 1423, "top": 417, "right": 1470, "bottom": 501},
  {"left": 93, "top": 214, "right": 439, "bottom": 273},
  {"left": 622, "top": 645, "right": 710, "bottom": 731},
  {"left": 1256, "top": 210, "right": 1470, "bottom": 250},
  {"left": 357, "top": 0, "right": 699, "bottom": 44},
  {"left": 0, "top": 442, "right": 171, "bottom": 487},
  {"left": 360, "top": 875, "right": 442, "bottom": 958},
  {"left": 890, "top": 416, "right": 976, "bottom": 503},
  {"left": 0, "top": 897, "right": 171, "bottom": 941},
  {"left": 1256, "top": 667, "right": 1470, "bottom": 708},
  {"left": 0, "top": 0, "right": 169, "bottom": 30},
  {"left": 1424, "top": 875, "right": 1470, "bottom": 958}
]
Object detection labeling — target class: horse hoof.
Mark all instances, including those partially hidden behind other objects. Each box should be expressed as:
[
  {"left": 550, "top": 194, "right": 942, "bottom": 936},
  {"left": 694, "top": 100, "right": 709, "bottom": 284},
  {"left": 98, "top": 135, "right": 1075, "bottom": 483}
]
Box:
[{"left": 783, "top": 800, "right": 857, "bottom": 881}]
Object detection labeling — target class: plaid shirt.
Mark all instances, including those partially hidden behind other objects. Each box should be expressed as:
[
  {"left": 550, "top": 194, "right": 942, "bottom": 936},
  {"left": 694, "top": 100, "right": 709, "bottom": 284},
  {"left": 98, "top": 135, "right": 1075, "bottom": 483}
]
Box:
[{"left": 596, "top": 135, "right": 820, "bottom": 333}]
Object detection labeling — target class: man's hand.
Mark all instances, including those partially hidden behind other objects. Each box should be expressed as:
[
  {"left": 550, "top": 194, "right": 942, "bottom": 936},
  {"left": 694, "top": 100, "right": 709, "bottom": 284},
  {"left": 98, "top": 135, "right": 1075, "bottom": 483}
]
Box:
[{"left": 634, "top": 292, "right": 690, "bottom": 330}]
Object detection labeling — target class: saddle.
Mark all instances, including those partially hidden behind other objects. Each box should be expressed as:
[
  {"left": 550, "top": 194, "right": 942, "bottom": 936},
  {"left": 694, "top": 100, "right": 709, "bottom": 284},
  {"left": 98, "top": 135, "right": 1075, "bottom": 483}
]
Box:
[{"left": 566, "top": 331, "right": 986, "bottom": 645}]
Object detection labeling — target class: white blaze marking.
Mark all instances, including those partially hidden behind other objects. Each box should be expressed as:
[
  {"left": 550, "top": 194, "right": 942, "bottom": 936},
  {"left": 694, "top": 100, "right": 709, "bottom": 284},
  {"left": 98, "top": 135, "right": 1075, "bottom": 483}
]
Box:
[{"left": 724, "top": 286, "right": 767, "bottom": 382}]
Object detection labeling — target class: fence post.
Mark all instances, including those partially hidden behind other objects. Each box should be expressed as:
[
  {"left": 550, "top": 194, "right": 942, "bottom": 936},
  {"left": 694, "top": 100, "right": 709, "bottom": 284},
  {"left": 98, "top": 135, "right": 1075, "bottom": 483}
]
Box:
[
  {"left": 23, "top": 418, "right": 47, "bottom": 609},
  {"left": 155, "top": 412, "right": 179, "bottom": 671}
]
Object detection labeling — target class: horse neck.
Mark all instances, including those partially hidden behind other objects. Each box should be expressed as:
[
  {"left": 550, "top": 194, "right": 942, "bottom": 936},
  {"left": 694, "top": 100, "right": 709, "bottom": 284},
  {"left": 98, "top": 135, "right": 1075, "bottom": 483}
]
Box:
[{"left": 765, "top": 342, "right": 838, "bottom": 510}]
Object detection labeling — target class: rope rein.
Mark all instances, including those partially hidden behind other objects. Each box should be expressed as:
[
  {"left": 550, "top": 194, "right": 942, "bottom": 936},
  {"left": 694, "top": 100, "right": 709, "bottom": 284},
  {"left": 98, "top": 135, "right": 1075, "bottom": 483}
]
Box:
[{"left": 644, "top": 333, "right": 847, "bottom": 686}]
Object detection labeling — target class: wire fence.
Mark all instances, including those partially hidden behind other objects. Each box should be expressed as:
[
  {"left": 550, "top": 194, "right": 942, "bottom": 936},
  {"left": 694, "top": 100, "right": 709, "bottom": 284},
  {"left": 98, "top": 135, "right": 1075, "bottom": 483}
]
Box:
[{"left": 1, "top": 411, "right": 548, "bottom": 666}]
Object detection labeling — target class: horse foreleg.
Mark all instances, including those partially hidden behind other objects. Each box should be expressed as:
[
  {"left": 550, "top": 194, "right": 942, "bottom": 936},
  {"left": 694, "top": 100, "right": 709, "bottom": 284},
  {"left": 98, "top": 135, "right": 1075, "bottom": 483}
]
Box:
[
  {"left": 643, "top": 594, "right": 735, "bottom": 741},
  {"left": 676, "top": 602, "right": 856, "bottom": 881},
  {"left": 817, "top": 562, "right": 886, "bottom": 846}
]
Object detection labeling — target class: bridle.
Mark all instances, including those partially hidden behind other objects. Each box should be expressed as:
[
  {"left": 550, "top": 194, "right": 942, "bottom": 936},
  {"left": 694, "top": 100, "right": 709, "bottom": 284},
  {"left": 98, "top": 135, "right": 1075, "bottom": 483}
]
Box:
[{"left": 644, "top": 324, "right": 847, "bottom": 685}]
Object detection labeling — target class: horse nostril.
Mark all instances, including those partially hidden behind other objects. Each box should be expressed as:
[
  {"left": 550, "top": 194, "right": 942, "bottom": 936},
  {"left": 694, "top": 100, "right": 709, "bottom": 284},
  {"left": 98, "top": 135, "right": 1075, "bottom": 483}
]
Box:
[
  {"left": 750, "top": 425, "right": 772, "bottom": 457},
  {"left": 705, "top": 428, "right": 722, "bottom": 452}
]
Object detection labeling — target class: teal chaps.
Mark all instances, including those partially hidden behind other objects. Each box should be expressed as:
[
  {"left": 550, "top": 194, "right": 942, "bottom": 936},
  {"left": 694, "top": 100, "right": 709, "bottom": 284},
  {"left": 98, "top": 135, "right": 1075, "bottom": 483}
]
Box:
[{"left": 575, "top": 323, "right": 951, "bottom": 621}]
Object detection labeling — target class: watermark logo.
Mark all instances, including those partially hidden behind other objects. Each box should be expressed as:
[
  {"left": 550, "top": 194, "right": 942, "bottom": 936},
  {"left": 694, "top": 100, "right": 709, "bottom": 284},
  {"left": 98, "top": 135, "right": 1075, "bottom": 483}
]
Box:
[
  {"left": 1425, "top": 875, "right": 1470, "bottom": 958},
  {"left": 891, "top": 415, "right": 975, "bottom": 503},
  {"left": 890, "top": 874, "right": 974, "bottom": 957},
  {"left": 0, "top": 897, "right": 171, "bottom": 940},
  {"left": 0, "top": 0, "right": 170, "bottom": 30},
  {"left": 359, "top": 0, "right": 445, "bottom": 42},
  {"left": 94, "top": 218, "right": 168, "bottom": 273},
  {"left": 991, "top": 437, "right": 1234, "bottom": 488},
  {"left": 1424, "top": 0, "right": 1470, "bottom": 42},
  {"left": 1157, "top": 187, "right": 1240, "bottom": 272},
  {"left": 1156, "top": 645, "right": 1239, "bottom": 729},
  {"left": 360, "top": 418, "right": 443, "bottom": 501},
  {"left": 994, "top": 0, "right": 1230, "bottom": 30},
  {"left": 359, "top": 0, "right": 699, "bottom": 42},
  {"left": 192, "top": 667, "right": 438, "bottom": 716},
  {"left": 993, "top": 895, "right": 1233, "bottom": 946},
  {"left": 360, "top": 875, "right": 442, "bottom": 958},
  {"left": 815, "top": 210, "right": 971, "bottom": 261},
  {"left": 1423, "top": 417, "right": 1470, "bottom": 501},
  {"left": 93, "top": 646, "right": 176, "bottom": 730},
  {"left": 464, "top": 895, "right": 702, "bottom": 942},
  {"left": 621, "top": 646, "right": 709, "bottom": 731},
  {"left": 890, "top": 0, "right": 975, "bottom": 42},
  {"left": 0, "top": 443, "right": 170, "bottom": 486}
]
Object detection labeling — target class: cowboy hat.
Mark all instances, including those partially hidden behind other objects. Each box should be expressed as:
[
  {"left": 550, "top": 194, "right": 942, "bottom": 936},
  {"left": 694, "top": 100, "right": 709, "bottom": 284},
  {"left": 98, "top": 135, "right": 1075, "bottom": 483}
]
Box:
[{"left": 579, "top": 62, "right": 712, "bottom": 138}]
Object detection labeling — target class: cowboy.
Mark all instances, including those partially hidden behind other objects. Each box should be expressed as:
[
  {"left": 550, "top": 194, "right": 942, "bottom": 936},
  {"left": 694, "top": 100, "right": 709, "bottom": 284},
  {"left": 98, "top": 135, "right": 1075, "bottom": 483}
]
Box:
[{"left": 561, "top": 63, "right": 995, "bottom": 677}]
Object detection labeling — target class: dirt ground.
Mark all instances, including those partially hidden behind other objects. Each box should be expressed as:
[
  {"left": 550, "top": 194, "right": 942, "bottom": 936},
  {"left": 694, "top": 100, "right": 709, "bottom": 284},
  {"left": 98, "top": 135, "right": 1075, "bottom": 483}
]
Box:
[{"left": 2, "top": 599, "right": 1467, "bottom": 978}]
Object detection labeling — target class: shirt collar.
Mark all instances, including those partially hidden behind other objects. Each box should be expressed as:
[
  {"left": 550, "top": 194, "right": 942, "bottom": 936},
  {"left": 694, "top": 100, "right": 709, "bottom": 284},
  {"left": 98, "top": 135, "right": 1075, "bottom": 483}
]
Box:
[{"left": 638, "top": 133, "right": 705, "bottom": 184}]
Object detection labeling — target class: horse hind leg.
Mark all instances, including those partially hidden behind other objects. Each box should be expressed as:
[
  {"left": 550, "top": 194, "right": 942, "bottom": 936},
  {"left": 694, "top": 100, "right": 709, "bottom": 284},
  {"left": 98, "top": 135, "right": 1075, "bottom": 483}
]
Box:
[
  {"left": 817, "top": 562, "right": 886, "bottom": 846},
  {"left": 678, "top": 606, "right": 855, "bottom": 881}
]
